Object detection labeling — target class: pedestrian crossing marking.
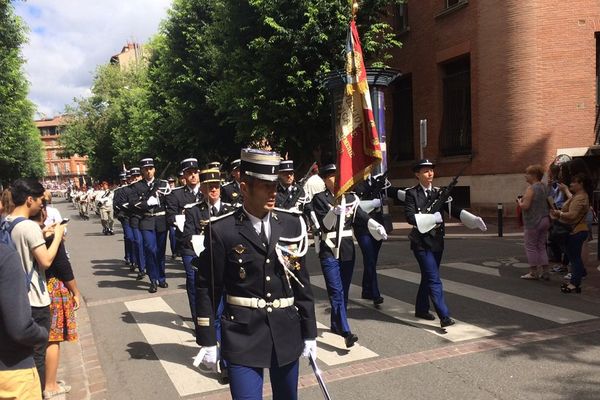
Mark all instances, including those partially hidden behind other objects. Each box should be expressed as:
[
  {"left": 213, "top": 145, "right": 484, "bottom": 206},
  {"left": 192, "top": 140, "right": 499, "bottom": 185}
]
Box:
[
  {"left": 443, "top": 262, "right": 500, "bottom": 277},
  {"left": 311, "top": 276, "right": 494, "bottom": 343},
  {"left": 125, "top": 297, "right": 226, "bottom": 397},
  {"left": 315, "top": 321, "right": 378, "bottom": 366},
  {"left": 379, "top": 269, "right": 597, "bottom": 324}
]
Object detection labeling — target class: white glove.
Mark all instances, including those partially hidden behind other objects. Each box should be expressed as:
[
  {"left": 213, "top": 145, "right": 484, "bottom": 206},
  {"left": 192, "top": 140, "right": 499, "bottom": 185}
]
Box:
[
  {"left": 332, "top": 205, "right": 344, "bottom": 215},
  {"left": 397, "top": 189, "right": 406, "bottom": 202},
  {"left": 193, "top": 345, "right": 218, "bottom": 372},
  {"left": 302, "top": 339, "right": 317, "bottom": 359},
  {"left": 370, "top": 198, "right": 382, "bottom": 208},
  {"left": 377, "top": 225, "right": 388, "bottom": 240},
  {"left": 475, "top": 217, "right": 487, "bottom": 231},
  {"left": 433, "top": 212, "right": 443, "bottom": 224},
  {"left": 146, "top": 196, "right": 159, "bottom": 206},
  {"left": 460, "top": 210, "right": 487, "bottom": 231}
]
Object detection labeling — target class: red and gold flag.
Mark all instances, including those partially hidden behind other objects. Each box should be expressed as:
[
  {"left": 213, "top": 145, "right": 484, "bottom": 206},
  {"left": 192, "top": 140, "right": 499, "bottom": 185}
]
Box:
[{"left": 334, "top": 20, "right": 383, "bottom": 198}]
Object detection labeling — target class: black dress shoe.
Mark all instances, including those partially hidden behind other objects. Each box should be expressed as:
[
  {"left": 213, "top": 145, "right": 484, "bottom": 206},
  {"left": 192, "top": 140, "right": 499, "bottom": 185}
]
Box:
[
  {"left": 343, "top": 333, "right": 358, "bottom": 348},
  {"left": 158, "top": 281, "right": 168, "bottom": 289},
  {"left": 136, "top": 272, "right": 145, "bottom": 280},
  {"left": 361, "top": 294, "right": 373, "bottom": 300},
  {"left": 440, "top": 317, "right": 456, "bottom": 328},
  {"left": 148, "top": 282, "right": 158, "bottom": 293},
  {"left": 415, "top": 312, "right": 436, "bottom": 321},
  {"left": 373, "top": 296, "right": 384, "bottom": 305}
]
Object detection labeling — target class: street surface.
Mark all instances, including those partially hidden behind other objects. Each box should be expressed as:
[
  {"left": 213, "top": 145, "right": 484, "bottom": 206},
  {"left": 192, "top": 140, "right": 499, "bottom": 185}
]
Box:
[{"left": 54, "top": 199, "right": 600, "bottom": 400}]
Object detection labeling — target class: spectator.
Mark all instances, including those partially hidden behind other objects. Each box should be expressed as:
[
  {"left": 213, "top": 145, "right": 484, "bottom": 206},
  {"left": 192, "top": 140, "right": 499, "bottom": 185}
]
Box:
[
  {"left": 31, "top": 209, "right": 78, "bottom": 398},
  {"left": 5, "top": 179, "right": 66, "bottom": 391},
  {"left": 550, "top": 173, "right": 591, "bottom": 293},
  {"left": 517, "top": 165, "right": 550, "bottom": 280},
  {"left": 0, "top": 244, "right": 48, "bottom": 400},
  {"left": 42, "top": 191, "right": 62, "bottom": 228},
  {"left": 0, "top": 189, "right": 15, "bottom": 218}
]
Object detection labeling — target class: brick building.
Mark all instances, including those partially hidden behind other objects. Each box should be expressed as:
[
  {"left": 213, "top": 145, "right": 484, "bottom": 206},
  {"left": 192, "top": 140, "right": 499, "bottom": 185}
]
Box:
[
  {"left": 384, "top": 0, "right": 600, "bottom": 213},
  {"left": 35, "top": 116, "right": 88, "bottom": 185},
  {"left": 110, "top": 42, "right": 145, "bottom": 70}
]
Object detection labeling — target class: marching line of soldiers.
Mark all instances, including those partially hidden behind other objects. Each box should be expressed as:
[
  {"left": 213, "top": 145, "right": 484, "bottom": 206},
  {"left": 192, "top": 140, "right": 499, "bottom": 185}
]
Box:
[{"left": 86, "top": 149, "right": 487, "bottom": 400}]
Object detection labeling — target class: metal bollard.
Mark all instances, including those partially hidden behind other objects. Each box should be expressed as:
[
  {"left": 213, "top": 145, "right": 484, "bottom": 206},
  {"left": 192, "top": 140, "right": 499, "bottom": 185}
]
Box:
[{"left": 497, "top": 203, "right": 503, "bottom": 237}]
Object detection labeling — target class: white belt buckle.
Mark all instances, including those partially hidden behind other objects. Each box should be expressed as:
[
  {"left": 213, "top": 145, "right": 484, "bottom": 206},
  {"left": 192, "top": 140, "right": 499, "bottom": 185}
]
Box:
[
  {"left": 272, "top": 299, "right": 281, "bottom": 308},
  {"left": 257, "top": 299, "right": 267, "bottom": 308}
]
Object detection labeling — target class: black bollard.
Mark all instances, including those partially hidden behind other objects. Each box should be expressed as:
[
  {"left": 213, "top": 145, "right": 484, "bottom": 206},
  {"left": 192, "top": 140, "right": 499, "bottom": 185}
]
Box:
[{"left": 497, "top": 203, "right": 503, "bottom": 237}]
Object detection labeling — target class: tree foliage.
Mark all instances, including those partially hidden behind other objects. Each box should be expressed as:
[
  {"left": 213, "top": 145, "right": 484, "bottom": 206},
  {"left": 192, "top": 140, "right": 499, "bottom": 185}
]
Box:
[{"left": 0, "top": 0, "right": 45, "bottom": 186}]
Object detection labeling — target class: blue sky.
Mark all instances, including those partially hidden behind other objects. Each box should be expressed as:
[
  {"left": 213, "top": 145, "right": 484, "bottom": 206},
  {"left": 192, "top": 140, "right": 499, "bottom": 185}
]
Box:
[{"left": 13, "top": 0, "right": 172, "bottom": 118}]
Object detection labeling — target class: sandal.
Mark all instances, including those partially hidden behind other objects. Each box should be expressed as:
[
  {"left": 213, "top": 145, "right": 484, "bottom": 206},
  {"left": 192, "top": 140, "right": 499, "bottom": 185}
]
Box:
[
  {"left": 520, "top": 272, "right": 539, "bottom": 280},
  {"left": 43, "top": 381, "right": 71, "bottom": 399}
]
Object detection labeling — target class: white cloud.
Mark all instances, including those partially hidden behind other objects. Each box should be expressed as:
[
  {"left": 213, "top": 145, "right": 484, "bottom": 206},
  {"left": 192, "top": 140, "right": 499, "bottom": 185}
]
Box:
[{"left": 14, "top": 0, "right": 172, "bottom": 118}]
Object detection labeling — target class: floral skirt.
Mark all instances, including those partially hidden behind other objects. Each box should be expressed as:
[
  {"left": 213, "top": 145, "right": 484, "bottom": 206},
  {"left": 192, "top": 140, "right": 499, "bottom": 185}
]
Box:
[{"left": 47, "top": 277, "right": 78, "bottom": 342}]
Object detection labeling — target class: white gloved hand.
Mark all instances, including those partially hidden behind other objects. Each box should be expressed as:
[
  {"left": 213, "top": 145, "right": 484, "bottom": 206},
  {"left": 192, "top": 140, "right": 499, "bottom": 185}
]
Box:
[
  {"left": 433, "top": 212, "right": 443, "bottom": 224},
  {"left": 302, "top": 339, "right": 317, "bottom": 359},
  {"left": 460, "top": 210, "right": 487, "bottom": 231},
  {"left": 146, "top": 196, "right": 159, "bottom": 206},
  {"left": 377, "top": 226, "right": 388, "bottom": 240},
  {"left": 332, "top": 205, "right": 344, "bottom": 216},
  {"left": 397, "top": 189, "right": 406, "bottom": 202},
  {"left": 475, "top": 217, "right": 487, "bottom": 232},
  {"left": 193, "top": 346, "right": 218, "bottom": 372},
  {"left": 370, "top": 198, "right": 382, "bottom": 209}
]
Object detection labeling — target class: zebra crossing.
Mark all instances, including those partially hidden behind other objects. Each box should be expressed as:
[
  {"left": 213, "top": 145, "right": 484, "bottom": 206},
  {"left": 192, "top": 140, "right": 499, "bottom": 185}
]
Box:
[{"left": 124, "top": 260, "right": 599, "bottom": 397}]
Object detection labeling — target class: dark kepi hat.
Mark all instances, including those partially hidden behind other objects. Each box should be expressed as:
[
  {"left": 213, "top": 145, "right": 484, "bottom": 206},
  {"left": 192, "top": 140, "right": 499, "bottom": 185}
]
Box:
[
  {"left": 167, "top": 176, "right": 176, "bottom": 182},
  {"left": 180, "top": 158, "right": 199, "bottom": 172},
  {"left": 279, "top": 160, "right": 294, "bottom": 172},
  {"left": 130, "top": 167, "right": 141, "bottom": 176},
  {"left": 199, "top": 168, "right": 221, "bottom": 184},
  {"left": 206, "top": 161, "right": 221, "bottom": 170},
  {"left": 319, "top": 163, "right": 336, "bottom": 177},
  {"left": 177, "top": 170, "right": 184, "bottom": 177},
  {"left": 230, "top": 159, "right": 241, "bottom": 171},
  {"left": 119, "top": 172, "right": 127, "bottom": 180},
  {"left": 140, "top": 158, "right": 155, "bottom": 168},
  {"left": 125, "top": 170, "right": 132, "bottom": 178},
  {"left": 240, "top": 149, "right": 280, "bottom": 182},
  {"left": 413, "top": 159, "right": 435, "bottom": 172}
]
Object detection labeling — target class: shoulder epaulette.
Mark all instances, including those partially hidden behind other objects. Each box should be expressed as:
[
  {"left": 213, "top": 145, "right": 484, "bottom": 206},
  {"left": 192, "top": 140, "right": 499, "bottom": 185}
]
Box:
[{"left": 273, "top": 207, "right": 303, "bottom": 215}]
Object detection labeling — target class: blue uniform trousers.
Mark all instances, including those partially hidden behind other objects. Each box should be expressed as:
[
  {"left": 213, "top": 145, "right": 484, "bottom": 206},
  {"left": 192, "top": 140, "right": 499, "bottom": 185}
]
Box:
[
  {"left": 413, "top": 250, "right": 449, "bottom": 318},
  {"left": 120, "top": 219, "right": 134, "bottom": 264},
  {"left": 142, "top": 229, "right": 167, "bottom": 284},
  {"left": 168, "top": 226, "right": 177, "bottom": 256},
  {"left": 320, "top": 256, "right": 354, "bottom": 335},
  {"left": 357, "top": 234, "right": 382, "bottom": 299},
  {"left": 182, "top": 255, "right": 197, "bottom": 319},
  {"left": 131, "top": 227, "right": 145, "bottom": 272},
  {"left": 228, "top": 356, "right": 299, "bottom": 400}
]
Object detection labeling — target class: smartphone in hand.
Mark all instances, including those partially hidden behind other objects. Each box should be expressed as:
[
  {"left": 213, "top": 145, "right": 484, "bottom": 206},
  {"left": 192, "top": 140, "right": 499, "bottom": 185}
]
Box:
[{"left": 60, "top": 218, "right": 70, "bottom": 225}]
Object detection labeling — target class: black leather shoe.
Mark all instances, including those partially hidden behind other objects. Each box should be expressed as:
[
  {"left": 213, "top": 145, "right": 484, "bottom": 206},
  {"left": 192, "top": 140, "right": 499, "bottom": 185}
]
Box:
[
  {"left": 440, "top": 317, "right": 456, "bottom": 328},
  {"left": 136, "top": 272, "right": 145, "bottom": 280},
  {"left": 415, "top": 312, "right": 436, "bottom": 321},
  {"left": 344, "top": 333, "right": 358, "bottom": 348},
  {"left": 158, "top": 281, "right": 168, "bottom": 289},
  {"left": 373, "top": 296, "right": 384, "bottom": 306},
  {"left": 361, "top": 294, "right": 373, "bottom": 300},
  {"left": 148, "top": 282, "right": 158, "bottom": 293}
]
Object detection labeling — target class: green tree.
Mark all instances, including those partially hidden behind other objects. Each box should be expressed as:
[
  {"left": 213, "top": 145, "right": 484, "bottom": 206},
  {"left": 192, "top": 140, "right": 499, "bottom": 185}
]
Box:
[{"left": 0, "top": 0, "right": 45, "bottom": 186}]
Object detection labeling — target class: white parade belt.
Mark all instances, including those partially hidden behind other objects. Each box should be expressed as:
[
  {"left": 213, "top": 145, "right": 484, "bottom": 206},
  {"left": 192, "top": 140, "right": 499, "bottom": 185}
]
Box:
[
  {"left": 323, "top": 230, "right": 353, "bottom": 249},
  {"left": 144, "top": 211, "right": 166, "bottom": 217},
  {"left": 226, "top": 295, "right": 294, "bottom": 309}
]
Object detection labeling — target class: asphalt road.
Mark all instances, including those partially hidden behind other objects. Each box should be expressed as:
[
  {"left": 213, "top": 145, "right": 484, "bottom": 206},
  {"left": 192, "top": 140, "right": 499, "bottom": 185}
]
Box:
[{"left": 55, "top": 199, "right": 600, "bottom": 400}]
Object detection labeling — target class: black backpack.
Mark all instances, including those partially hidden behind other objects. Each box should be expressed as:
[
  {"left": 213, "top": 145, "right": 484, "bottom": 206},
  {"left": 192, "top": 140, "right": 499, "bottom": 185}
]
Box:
[{"left": 0, "top": 217, "right": 36, "bottom": 291}]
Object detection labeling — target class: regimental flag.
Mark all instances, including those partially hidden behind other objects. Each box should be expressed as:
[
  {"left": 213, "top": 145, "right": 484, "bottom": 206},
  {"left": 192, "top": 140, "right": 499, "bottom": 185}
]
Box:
[{"left": 334, "top": 20, "right": 383, "bottom": 199}]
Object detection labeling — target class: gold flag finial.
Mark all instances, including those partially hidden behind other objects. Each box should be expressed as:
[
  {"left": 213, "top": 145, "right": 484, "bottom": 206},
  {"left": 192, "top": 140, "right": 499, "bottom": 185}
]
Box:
[{"left": 351, "top": 1, "right": 359, "bottom": 19}]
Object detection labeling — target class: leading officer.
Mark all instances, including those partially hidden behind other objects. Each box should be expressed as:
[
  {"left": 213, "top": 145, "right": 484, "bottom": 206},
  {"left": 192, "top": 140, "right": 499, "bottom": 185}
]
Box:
[
  {"left": 194, "top": 148, "right": 317, "bottom": 400},
  {"left": 405, "top": 159, "right": 487, "bottom": 328}
]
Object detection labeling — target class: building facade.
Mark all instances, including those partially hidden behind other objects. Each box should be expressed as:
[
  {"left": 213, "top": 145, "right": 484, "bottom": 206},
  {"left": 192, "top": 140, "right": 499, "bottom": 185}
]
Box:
[
  {"left": 384, "top": 0, "right": 600, "bottom": 213},
  {"left": 36, "top": 116, "right": 89, "bottom": 185},
  {"left": 110, "top": 42, "right": 145, "bottom": 70}
]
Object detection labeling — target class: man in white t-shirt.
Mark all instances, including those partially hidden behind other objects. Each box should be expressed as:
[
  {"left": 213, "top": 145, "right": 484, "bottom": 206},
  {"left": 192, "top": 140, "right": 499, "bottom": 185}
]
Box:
[{"left": 6, "top": 179, "right": 66, "bottom": 392}]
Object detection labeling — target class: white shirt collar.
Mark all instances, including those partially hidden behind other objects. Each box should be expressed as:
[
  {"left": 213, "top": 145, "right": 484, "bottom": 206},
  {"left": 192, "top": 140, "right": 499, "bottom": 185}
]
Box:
[
  {"left": 146, "top": 178, "right": 155, "bottom": 186},
  {"left": 209, "top": 199, "right": 221, "bottom": 212},
  {"left": 420, "top": 183, "right": 433, "bottom": 192},
  {"left": 187, "top": 184, "right": 199, "bottom": 195},
  {"left": 243, "top": 207, "right": 270, "bottom": 241}
]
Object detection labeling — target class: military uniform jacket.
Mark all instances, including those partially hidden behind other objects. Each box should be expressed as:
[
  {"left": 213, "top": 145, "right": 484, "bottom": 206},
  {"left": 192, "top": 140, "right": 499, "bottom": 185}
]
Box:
[
  {"left": 404, "top": 185, "right": 462, "bottom": 252},
  {"left": 122, "top": 185, "right": 142, "bottom": 228},
  {"left": 194, "top": 208, "right": 317, "bottom": 368},
  {"left": 112, "top": 186, "right": 129, "bottom": 220},
  {"left": 275, "top": 183, "right": 305, "bottom": 210},
  {"left": 181, "top": 201, "right": 234, "bottom": 257},
  {"left": 165, "top": 186, "right": 203, "bottom": 255},
  {"left": 131, "top": 179, "right": 169, "bottom": 232},
  {"left": 311, "top": 190, "right": 370, "bottom": 262},
  {"left": 221, "top": 181, "right": 242, "bottom": 205}
]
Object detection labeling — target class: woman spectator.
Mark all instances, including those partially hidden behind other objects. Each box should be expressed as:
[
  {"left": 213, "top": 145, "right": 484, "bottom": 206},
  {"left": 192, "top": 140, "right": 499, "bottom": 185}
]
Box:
[
  {"left": 31, "top": 207, "right": 80, "bottom": 398},
  {"left": 550, "top": 173, "right": 591, "bottom": 293},
  {"left": 0, "top": 188, "right": 15, "bottom": 217},
  {"left": 517, "top": 165, "right": 550, "bottom": 280}
]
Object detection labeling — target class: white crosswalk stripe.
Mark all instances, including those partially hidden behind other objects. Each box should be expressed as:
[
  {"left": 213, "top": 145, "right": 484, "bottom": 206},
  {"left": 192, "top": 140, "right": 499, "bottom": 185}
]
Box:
[
  {"left": 315, "top": 321, "right": 378, "bottom": 365},
  {"left": 311, "top": 276, "right": 495, "bottom": 342},
  {"left": 379, "top": 268, "right": 596, "bottom": 324},
  {"left": 442, "top": 262, "right": 500, "bottom": 277}
]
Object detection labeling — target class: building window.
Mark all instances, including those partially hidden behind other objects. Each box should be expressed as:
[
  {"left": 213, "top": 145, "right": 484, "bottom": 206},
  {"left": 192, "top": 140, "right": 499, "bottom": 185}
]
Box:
[
  {"left": 391, "top": 75, "right": 415, "bottom": 161},
  {"left": 64, "top": 163, "right": 70, "bottom": 174},
  {"left": 394, "top": 3, "right": 409, "bottom": 33},
  {"left": 440, "top": 56, "right": 471, "bottom": 156}
]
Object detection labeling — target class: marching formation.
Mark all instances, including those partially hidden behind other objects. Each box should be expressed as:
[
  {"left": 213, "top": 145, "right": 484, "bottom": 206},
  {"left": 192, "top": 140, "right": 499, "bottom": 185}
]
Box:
[{"left": 68, "top": 147, "right": 487, "bottom": 399}]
